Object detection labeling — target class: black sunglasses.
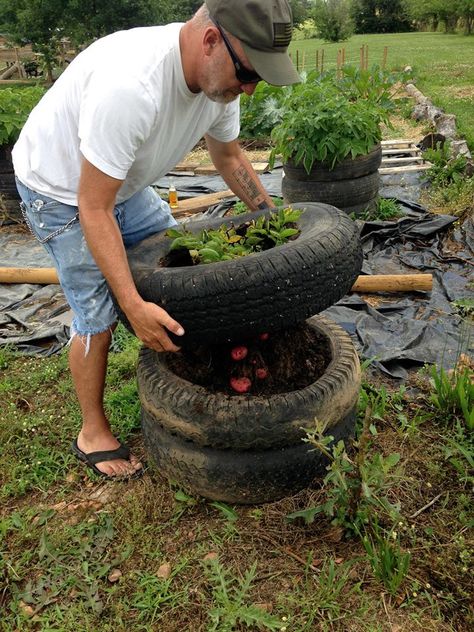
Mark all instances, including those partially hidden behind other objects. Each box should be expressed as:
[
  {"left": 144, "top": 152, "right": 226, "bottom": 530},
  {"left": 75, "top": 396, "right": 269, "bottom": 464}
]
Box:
[{"left": 211, "top": 18, "right": 261, "bottom": 84}]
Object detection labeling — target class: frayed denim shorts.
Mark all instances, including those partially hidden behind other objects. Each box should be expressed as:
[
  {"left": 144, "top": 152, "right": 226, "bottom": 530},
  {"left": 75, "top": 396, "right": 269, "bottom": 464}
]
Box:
[{"left": 16, "top": 178, "right": 177, "bottom": 338}]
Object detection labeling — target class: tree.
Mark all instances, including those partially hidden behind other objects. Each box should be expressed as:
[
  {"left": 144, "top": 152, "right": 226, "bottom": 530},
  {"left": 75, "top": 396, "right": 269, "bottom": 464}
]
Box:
[
  {"left": 351, "top": 0, "right": 412, "bottom": 33},
  {"left": 0, "top": 0, "right": 67, "bottom": 82},
  {"left": 312, "top": 0, "right": 354, "bottom": 42},
  {"left": 66, "top": 0, "right": 159, "bottom": 45}
]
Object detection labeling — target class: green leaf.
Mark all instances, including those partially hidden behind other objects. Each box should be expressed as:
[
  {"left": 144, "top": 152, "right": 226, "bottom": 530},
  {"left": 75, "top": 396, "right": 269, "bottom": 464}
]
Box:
[{"left": 210, "top": 501, "right": 238, "bottom": 522}]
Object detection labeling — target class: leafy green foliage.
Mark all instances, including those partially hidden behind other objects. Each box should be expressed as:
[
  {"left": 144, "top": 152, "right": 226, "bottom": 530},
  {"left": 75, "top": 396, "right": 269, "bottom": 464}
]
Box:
[
  {"left": 270, "top": 66, "right": 397, "bottom": 171},
  {"left": 0, "top": 86, "right": 46, "bottom": 146},
  {"left": 164, "top": 207, "right": 302, "bottom": 265},
  {"left": 429, "top": 365, "right": 474, "bottom": 431},
  {"left": 240, "top": 82, "right": 290, "bottom": 139}
]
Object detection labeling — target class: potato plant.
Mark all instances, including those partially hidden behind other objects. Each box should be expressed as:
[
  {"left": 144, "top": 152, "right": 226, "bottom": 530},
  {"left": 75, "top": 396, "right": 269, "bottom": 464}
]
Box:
[{"left": 163, "top": 208, "right": 302, "bottom": 266}]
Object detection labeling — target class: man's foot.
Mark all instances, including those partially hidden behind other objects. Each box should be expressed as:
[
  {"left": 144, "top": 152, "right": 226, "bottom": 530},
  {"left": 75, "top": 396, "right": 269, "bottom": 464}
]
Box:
[{"left": 72, "top": 433, "right": 143, "bottom": 479}]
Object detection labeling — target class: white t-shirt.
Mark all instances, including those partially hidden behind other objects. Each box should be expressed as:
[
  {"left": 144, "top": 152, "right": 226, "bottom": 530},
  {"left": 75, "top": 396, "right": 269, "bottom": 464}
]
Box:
[{"left": 13, "top": 24, "right": 240, "bottom": 205}]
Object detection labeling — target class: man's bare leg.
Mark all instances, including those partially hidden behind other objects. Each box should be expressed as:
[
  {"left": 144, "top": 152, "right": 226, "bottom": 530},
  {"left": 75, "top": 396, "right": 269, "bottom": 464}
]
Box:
[{"left": 69, "top": 328, "right": 142, "bottom": 477}]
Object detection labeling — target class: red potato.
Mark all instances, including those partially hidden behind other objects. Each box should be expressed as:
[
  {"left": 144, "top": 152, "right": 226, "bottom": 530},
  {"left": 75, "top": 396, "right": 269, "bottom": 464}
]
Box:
[
  {"left": 230, "top": 345, "right": 248, "bottom": 361},
  {"left": 230, "top": 377, "right": 252, "bottom": 393},
  {"left": 259, "top": 333, "right": 269, "bottom": 341},
  {"left": 255, "top": 367, "right": 269, "bottom": 380}
]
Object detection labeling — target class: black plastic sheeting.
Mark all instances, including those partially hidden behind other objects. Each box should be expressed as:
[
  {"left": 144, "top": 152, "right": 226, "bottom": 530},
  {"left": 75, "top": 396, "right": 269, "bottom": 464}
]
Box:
[{"left": 0, "top": 170, "right": 472, "bottom": 377}]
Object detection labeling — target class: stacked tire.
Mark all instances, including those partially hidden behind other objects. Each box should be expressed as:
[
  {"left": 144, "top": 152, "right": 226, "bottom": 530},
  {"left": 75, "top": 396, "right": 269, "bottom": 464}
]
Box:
[
  {"left": 0, "top": 145, "right": 22, "bottom": 225},
  {"left": 125, "top": 202, "right": 363, "bottom": 503},
  {"left": 282, "top": 144, "right": 382, "bottom": 217}
]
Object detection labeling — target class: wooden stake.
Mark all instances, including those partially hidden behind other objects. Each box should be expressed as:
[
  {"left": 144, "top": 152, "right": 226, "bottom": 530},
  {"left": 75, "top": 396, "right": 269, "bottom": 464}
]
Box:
[
  {"left": 316, "top": 50, "right": 319, "bottom": 73},
  {"left": 360, "top": 46, "right": 364, "bottom": 70},
  {"left": 296, "top": 49, "right": 299, "bottom": 71},
  {"left": 0, "top": 268, "right": 433, "bottom": 293},
  {"left": 382, "top": 46, "right": 388, "bottom": 69},
  {"left": 320, "top": 49, "right": 324, "bottom": 73}
]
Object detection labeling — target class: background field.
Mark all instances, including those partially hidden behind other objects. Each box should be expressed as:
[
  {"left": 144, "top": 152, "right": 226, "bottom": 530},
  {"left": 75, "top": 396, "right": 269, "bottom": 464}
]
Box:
[{"left": 289, "top": 32, "right": 474, "bottom": 149}]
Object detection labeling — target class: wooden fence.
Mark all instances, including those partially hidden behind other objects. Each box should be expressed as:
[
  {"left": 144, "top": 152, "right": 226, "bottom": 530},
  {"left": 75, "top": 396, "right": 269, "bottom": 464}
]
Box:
[{"left": 290, "top": 45, "right": 389, "bottom": 73}]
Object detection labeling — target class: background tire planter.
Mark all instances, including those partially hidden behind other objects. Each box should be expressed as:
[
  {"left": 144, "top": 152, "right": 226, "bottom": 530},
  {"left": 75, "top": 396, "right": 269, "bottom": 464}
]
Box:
[
  {"left": 281, "top": 144, "right": 382, "bottom": 216},
  {"left": 138, "top": 315, "right": 360, "bottom": 450},
  {"left": 121, "top": 203, "right": 363, "bottom": 346},
  {"left": 139, "top": 315, "right": 361, "bottom": 504},
  {"left": 0, "top": 144, "right": 22, "bottom": 225}
]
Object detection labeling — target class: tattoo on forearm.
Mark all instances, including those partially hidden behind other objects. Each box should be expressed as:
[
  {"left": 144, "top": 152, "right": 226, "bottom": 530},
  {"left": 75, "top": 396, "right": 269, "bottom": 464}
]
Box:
[{"left": 234, "top": 165, "right": 261, "bottom": 201}]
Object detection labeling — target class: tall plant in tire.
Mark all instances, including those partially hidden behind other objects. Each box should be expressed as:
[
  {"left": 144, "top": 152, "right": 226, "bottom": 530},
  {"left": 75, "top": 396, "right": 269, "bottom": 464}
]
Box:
[
  {"left": 270, "top": 66, "right": 397, "bottom": 214},
  {"left": 270, "top": 66, "right": 396, "bottom": 171}
]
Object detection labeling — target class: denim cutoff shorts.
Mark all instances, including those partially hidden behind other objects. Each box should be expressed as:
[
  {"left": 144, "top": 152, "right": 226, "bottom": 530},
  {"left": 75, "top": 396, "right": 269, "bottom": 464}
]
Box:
[{"left": 16, "top": 178, "right": 177, "bottom": 339}]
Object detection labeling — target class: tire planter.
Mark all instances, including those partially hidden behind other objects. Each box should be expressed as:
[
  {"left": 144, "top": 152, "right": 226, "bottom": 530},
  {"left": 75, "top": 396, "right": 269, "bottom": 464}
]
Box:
[
  {"left": 281, "top": 144, "right": 382, "bottom": 216},
  {"left": 121, "top": 203, "right": 363, "bottom": 346},
  {"left": 0, "top": 144, "right": 22, "bottom": 225},
  {"left": 139, "top": 315, "right": 361, "bottom": 504},
  {"left": 0, "top": 145, "right": 20, "bottom": 198}
]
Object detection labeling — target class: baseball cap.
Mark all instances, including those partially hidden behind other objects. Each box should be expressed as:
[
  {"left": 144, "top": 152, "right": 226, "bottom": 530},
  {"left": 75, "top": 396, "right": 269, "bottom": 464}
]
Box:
[{"left": 206, "top": 0, "right": 300, "bottom": 86}]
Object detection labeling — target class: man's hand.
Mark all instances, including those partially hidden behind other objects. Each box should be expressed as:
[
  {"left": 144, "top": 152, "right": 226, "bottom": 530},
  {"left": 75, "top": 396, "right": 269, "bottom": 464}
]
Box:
[{"left": 125, "top": 300, "right": 184, "bottom": 352}]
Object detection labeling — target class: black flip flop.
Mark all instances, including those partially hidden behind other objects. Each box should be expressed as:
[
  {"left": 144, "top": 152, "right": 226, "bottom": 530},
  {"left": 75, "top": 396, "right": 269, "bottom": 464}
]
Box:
[{"left": 71, "top": 439, "right": 144, "bottom": 480}]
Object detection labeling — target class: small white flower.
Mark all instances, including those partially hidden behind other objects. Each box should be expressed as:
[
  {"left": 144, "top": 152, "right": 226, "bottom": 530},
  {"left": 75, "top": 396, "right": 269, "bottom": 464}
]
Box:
[{"left": 412, "top": 592, "right": 417, "bottom": 597}]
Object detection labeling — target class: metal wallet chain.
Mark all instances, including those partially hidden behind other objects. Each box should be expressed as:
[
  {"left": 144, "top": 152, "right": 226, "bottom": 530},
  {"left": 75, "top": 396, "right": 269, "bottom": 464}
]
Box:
[{"left": 20, "top": 201, "right": 79, "bottom": 244}]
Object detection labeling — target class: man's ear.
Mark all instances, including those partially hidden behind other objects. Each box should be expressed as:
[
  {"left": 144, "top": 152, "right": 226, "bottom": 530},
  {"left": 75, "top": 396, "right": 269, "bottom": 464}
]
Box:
[{"left": 203, "top": 25, "right": 220, "bottom": 56}]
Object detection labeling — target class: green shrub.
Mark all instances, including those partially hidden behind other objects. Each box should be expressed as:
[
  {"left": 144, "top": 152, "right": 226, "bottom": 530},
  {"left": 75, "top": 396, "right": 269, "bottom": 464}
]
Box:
[{"left": 0, "top": 86, "right": 46, "bottom": 147}]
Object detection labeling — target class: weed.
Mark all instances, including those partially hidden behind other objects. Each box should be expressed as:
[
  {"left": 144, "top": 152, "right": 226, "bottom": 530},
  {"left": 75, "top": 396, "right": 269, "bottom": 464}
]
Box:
[
  {"left": 231, "top": 196, "right": 283, "bottom": 215},
  {"left": 210, "top": 501, "right": 239, "bottom": 523},
  {"left": 429, "top": 364, "right": 474, "bottom": 430},
  {"left": 442, "top": 419, "right": 474, "bottom": 486},
  {"left": 451, "top": 298, "right": 474, "bottom": 318},
  {"left": 358, "top": 197, "right": 404, "bottom": 222},
  {"left": 421, "top": 174, "right": 474, "bottom": 220},
  {"left": 8, "top": 514, "right": 131, "bottom": 618},
  {"left": 359, "top": 521, "right": 411, "bottom": 595},
  {"left": 287, "top": 411, "right": 402, "bottom": 535},
  {"left": 0, "top": 345, "right": 14, "bottom": 370},
  {"left": 128, "top": 563, "right": 189, "bottom": 626},
  {"left": 422, "top": 142, "right": 468, "bottom": 188},
  {"left": 203, "top": 557, "right": 283, "bottom": 631}
]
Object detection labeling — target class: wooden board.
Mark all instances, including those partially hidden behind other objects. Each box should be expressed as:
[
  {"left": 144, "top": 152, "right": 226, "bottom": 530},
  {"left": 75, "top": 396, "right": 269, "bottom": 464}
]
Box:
[
  {"left": 170, "top": 161, "right": 269, "bottom": 176},
  {"left": 379, "top": 164, "right": 432, "bottom": 174},
  {"left": 171, "top": 189, "right": 235, "bottom": 218}
]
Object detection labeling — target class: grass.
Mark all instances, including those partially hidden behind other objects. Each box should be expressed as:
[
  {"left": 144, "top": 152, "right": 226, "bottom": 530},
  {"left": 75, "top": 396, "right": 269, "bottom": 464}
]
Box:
[
  {"left": 1, "top": 325, "right": 473, "bottom": 631},
  {"left": 289, "top": 32, "right": 474, "bottom": 150}
]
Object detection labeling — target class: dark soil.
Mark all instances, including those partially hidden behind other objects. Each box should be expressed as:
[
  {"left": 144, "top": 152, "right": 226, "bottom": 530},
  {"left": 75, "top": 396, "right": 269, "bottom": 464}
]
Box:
[{"left": 166, "top": 322, "right": 331, "bottom": 396}]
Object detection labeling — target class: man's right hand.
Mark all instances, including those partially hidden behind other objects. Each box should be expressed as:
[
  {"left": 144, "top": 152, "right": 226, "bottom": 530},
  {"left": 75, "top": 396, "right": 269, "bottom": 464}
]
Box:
[{"left": 125, "top": 300, "right": 185, "bottom": 352}]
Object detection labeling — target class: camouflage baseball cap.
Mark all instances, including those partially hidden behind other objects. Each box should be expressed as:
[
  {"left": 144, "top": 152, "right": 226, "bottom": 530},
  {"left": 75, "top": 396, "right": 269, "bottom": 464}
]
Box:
[{"left": 206, "top": 0, "right": 300, "bottom": 86}]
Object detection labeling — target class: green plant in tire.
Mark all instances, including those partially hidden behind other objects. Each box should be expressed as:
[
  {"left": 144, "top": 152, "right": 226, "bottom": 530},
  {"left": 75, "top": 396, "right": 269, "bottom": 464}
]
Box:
[
  {"left": 164, "top": 207, "right": 302, "bottom": 265},
  {"left": 0, "top": 87, "right": 46, "bottom": 147},
  {"left": 269, "top": 66, "right": 397, "bottom": 172}
]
